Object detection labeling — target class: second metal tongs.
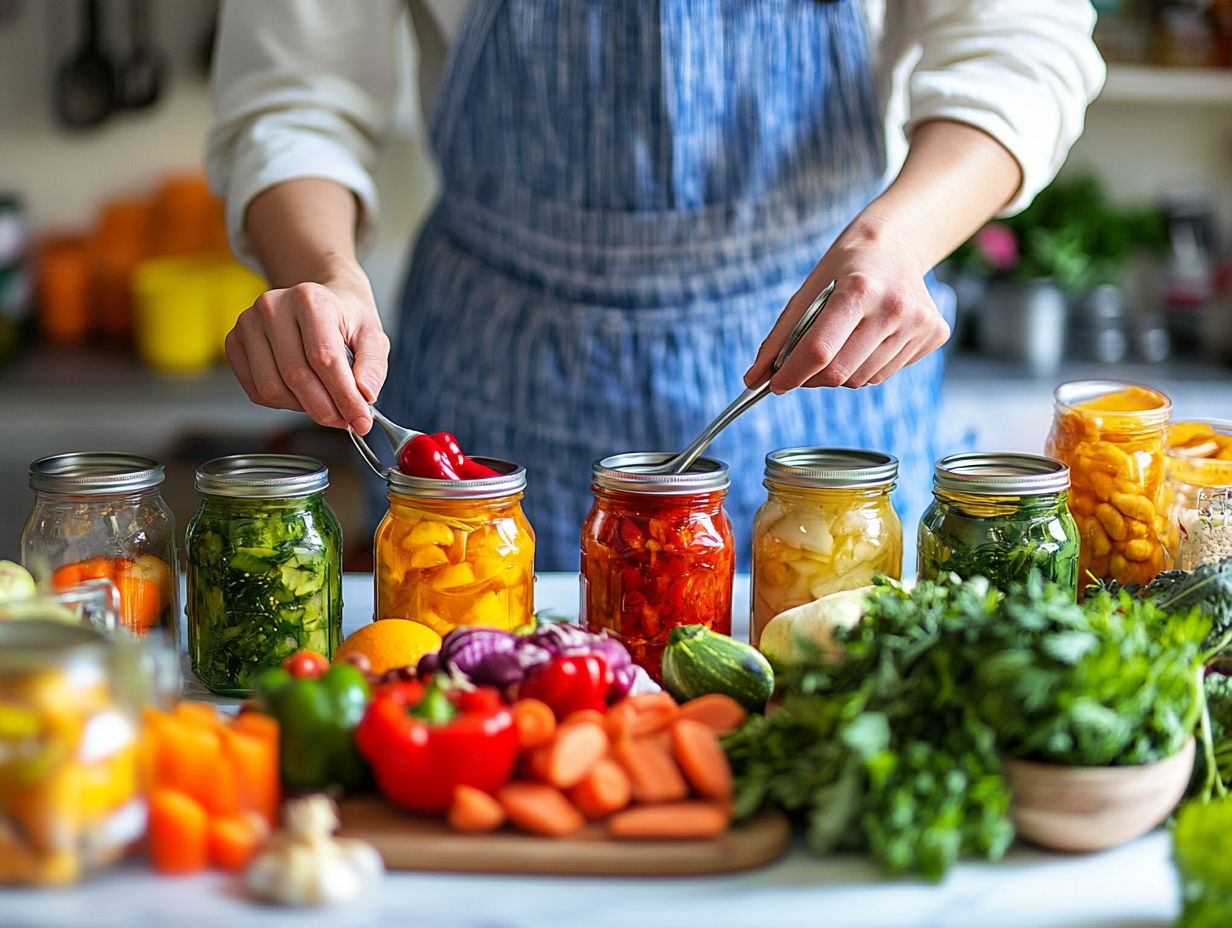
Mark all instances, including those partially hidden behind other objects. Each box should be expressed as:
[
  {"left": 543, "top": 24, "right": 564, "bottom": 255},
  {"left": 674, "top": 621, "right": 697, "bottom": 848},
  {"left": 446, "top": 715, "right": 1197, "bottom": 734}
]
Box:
[{"left": 641, "top": 279, "right": 837, "bottom": 476}]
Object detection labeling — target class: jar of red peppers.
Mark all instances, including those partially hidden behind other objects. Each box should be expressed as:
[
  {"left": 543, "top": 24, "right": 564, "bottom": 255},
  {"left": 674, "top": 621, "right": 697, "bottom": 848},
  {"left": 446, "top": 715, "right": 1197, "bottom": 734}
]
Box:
[{"left": 580, "top": 453, "right": 735, "bottom": 680}]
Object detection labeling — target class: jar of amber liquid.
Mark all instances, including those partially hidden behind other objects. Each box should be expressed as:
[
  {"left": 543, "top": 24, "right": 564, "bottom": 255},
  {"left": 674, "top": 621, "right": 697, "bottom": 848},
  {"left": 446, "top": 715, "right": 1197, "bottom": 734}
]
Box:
[
  {"left": 375, "top": 459, "right": 534, "bottom": 634},
  {"left": 581, "top": 453, "right": 735, "bottom": 681},
  {"left": 1045, "top": 380, "right": 1171, "bottom": 589},
  {"left": 750, "top": 449, "right": 901, "bottom": 647}
]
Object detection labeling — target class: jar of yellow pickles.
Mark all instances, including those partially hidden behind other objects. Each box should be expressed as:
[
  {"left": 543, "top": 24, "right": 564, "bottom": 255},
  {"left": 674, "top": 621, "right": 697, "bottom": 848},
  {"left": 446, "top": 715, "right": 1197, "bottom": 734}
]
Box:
[
  {"left": 1045, "top": 380, "right": 1171, "bottom": 589},
  {"left": 750, "top": 449, "right": 901, "bottom": 646},
  {"left": 374, "top": 459, "right": 534, "bottom": 634},
  {"left": 1164, "top": 420, "right": 1232, "bottom": 570}
]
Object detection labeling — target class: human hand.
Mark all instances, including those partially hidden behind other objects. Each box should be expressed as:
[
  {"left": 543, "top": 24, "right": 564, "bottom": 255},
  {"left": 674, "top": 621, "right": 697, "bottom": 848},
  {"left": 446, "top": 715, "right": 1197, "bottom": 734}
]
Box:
[
  {"left": 744, "top": 221, "right": 950, "bottom": 392},
  {"left": 224, "top": 275, "right": 390, "bottom": 435}
]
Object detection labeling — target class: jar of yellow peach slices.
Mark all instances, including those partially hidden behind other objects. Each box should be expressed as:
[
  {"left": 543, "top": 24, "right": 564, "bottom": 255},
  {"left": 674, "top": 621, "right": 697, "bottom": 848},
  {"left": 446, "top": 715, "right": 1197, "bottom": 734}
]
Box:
[{"left": 374, "top": 460, "right": 534, "bottom": 634}]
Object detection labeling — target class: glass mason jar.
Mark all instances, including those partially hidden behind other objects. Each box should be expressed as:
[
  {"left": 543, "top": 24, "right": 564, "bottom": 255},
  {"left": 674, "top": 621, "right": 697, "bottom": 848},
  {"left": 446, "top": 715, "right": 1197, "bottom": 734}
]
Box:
[
  {"left": 750, "top": 448, "right": 901, "bottom": 647},
  {"left": 581, "top": 453, "right": 735, "bottom": 680},
  {"left": 21, "top": 453, "right": 178, "bottom": 641},
  {"left": 186, "top": 455, "right": 343, "bottom": 697},
  {"left": 1045, "top": 380, "right": 1171, "bottom": 589},
  {"left": 918, "top": 453, "right": 1080, "bottom": 597},
  {"left": 0, "top": 621, "right": 148, "bottom": 886},
  {"left": 375, "top": 459, "right": 534, "bottom": 634},
  {"left": 1163, "top": 419, "right": 1232, "bottom": 570}
]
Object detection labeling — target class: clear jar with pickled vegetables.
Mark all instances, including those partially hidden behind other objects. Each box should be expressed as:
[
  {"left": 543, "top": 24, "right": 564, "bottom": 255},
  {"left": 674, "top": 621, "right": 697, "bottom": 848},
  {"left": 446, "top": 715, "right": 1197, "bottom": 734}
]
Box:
[
  {"left": 918, "top": 453, "right": 1080, "bottom": 596},
  {"left": 186, "top": 455, "right": 343, "bottom": 696},
  {"left": 375, "top": 459, "right": 534, "bottom": 635},
  {"left": 750, "top": 449, "right": 901, "bottom": 646},
  {"left": 581, "top": 453, "right": 735, "bottom": 680},
  {"left": 0, "top": 621, "right": 147, "bottom": 885},
  {"left": 1045, "top": 381, "right": 1171, "bottom": 589},
  {"left": 21, "top": 453, "right": 178, "bottom": 641},
  {"left": 1164, "top": 419, "right": 1232, "bottom": 570}
]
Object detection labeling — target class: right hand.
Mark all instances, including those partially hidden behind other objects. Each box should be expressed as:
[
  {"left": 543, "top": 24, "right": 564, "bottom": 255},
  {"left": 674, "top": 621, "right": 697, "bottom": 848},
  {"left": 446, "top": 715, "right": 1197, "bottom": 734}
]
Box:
[{"left": 224, "top": 275, "right": 390, "bottom": 435}]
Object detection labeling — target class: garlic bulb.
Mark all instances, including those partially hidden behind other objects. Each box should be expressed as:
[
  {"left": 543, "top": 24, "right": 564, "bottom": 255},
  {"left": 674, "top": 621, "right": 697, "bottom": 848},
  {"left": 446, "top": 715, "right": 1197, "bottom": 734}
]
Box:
[{"left": 246, "top": 795, "right": 383, "bottom": 906}]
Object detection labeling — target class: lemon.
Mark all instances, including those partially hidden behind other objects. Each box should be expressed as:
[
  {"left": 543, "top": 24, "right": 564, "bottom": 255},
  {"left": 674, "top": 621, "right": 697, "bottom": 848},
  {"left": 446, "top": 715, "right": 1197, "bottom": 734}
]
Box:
[{"left": 334, "top": 619, "right": 442, "bottom": 675}]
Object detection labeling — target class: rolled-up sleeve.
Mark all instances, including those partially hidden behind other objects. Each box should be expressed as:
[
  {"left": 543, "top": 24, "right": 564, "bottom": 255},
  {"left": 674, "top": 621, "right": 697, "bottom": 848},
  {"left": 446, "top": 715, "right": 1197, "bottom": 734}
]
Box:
[
  {"left": 205, "top": 0, "right": 401, "bottom": 269},
  {"left": 904, "top": 0, "right": 1106, "bottom": 215}
]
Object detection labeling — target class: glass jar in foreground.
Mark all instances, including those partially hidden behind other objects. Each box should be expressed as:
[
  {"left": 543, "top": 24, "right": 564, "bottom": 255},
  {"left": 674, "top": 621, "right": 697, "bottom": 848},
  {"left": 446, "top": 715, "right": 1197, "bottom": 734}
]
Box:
[
  {"left": 581, "top": 453, "right": 735, "bottom": 680},
  {"left": 375, "top": 459, "right": 534, "bottom": 634},
  {"left": 918, "top": 453, "right": 1080, "bottom": 597},
  {"left": 21, "top": 453, "right": 178, "bottom": 641},
  {"left": 751, "top": 448, "right": 901, "bottom": 647},
  {"left": 0, "top": 621, "right": 145, "bottom": 886},
  {"left": 186, "top": 455, "right": 342, "bottom": 696},
  {"left": 1164, "top": 420, "right": 1232, "bottom": 570},
  {"left": 1045, "top": 380, "right": 1171, "bottom": 589}
]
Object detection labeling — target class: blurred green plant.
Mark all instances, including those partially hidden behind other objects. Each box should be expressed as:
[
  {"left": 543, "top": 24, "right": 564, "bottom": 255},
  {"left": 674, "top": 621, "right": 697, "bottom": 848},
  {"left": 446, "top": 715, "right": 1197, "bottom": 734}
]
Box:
[{"left": 948, "top": 176, "right": 1168, "bottom": 293}]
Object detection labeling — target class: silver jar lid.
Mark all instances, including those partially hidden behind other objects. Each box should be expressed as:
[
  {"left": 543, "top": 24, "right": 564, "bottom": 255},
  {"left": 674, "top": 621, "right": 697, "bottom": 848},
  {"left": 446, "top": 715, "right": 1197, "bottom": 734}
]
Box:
[
  {"left": 933, "top": 452, "right": 1070, "bottom": 497},
  {"left": 591, "top": 452, "right": 730, "bottom": 495},
  {"left": 764, "top": 448, "right": 898, "bottom": 490},
  {"left": 389, "top": 457, "right": 526, "bottom": 500},
  {"left": 196, "top": 454, "right": 329, "bottom": 499},
  {"left": 29, "top": 452, "right": 165, "bottom": 495}
]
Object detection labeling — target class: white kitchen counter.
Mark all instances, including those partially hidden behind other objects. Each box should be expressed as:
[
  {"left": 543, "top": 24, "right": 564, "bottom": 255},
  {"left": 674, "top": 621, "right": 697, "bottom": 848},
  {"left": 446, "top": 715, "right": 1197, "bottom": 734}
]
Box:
[{"left": 0, "top": 573, "right": 1183, "bottom": 928}]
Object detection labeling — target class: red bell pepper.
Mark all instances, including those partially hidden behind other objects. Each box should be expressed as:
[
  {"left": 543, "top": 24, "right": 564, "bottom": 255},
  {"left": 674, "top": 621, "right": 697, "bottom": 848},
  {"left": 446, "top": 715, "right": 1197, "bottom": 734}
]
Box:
[
  {"left": 519, "top": 655, "right": 613, "bottom": 720},
  {"left": 397, "top": 432, "right": 499, "bottom": 480},
  {"left": 355, "top": 678, "right": 519, "bottom": 814}
]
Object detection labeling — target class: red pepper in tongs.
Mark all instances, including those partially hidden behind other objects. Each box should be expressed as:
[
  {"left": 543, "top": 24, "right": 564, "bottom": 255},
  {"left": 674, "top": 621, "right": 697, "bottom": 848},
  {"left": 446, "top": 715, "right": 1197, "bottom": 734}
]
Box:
[{"left": 397, "top": 432, "right": 499, "bottom": 480}]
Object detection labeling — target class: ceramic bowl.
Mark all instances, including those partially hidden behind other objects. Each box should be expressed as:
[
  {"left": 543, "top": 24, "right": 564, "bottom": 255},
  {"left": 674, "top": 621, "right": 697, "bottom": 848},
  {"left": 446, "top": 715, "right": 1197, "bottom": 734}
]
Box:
[{"left": 1004, "top": 738, "right": 1195, "bottom": 853}]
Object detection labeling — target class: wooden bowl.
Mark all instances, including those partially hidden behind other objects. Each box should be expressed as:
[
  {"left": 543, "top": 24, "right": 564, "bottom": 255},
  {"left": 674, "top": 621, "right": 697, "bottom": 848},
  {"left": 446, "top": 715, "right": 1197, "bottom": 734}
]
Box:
[{"left": 1004, "top": 738, "right": 1195, "bottom": 853}]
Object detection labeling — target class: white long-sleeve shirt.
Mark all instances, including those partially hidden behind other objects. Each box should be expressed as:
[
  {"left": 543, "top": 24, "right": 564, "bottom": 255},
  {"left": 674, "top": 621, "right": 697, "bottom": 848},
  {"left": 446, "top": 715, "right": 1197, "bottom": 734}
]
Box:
[{"left": 206, "top": 0, "right": 1106, "bottom": 270}]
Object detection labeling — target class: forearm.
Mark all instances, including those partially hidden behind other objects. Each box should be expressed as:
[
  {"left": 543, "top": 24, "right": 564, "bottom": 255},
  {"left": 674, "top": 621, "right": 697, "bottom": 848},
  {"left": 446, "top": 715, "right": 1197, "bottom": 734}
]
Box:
[
  {"left": 844, "top": 119, "right": 1023, "bottom": 273},
  {"left": 245, "top": 178, "right": 370, "bottom": 292}
]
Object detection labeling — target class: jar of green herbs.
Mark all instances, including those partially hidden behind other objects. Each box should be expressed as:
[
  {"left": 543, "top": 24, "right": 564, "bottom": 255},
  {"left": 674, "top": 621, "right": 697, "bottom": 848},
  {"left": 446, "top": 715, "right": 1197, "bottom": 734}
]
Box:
[
  {"left": 918, "top": 452, "right": 1080, "bottom": 598},
  {"left": 186, "top": 455, "right": 343, "bottom": 696}
]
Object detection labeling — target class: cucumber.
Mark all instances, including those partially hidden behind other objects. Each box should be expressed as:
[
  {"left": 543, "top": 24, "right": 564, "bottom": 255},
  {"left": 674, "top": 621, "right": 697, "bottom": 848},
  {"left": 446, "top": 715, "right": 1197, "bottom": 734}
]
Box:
[{"left": 660, "top": 624, "right": 774, "bottom": 711}]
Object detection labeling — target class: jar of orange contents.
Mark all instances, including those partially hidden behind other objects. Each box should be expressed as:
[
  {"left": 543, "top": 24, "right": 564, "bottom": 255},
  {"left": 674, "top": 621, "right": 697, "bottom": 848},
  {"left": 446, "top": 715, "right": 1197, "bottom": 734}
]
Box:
[
  {"left": 1045, "top": 380, "right": 1171, "bottom": 590},
  {"left": 374, "top": 459, "right": 534, "bottom": 634},
  {"left": 581, "top": 453, "right": 735, "bottom": 680}
]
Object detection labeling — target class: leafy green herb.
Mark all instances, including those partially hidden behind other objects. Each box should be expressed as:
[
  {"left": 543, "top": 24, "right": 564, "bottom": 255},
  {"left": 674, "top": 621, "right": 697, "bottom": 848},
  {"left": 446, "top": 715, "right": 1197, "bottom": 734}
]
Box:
[
  {"left": 1096, "top": 556, "right": 1232, "bottom": 652},
  {"left": 726, "top": 574, "right": 1210, "bottom": 881},
  {"left": 1174, "top": 796, "right": 1232, "bottom": 928}
]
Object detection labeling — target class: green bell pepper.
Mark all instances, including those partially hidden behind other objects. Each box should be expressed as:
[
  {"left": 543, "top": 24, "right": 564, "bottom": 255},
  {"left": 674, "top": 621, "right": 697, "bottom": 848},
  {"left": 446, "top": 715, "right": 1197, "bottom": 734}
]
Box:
[{"left": 253, "top": 662, "right": 372, "bottom": 793}]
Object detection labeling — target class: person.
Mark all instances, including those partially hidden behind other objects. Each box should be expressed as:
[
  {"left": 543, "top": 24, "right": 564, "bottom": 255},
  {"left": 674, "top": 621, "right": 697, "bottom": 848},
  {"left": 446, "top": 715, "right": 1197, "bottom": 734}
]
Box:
[{"left": 207, "top": 1, "right": 1104, "bottom": 569}]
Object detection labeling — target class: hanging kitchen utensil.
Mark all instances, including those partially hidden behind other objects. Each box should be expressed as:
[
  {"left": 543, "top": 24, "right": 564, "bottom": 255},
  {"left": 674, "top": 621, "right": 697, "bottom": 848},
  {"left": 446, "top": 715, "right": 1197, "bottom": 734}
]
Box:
[
  {"left": 117, "top": 0, "right": 165, "bottom": 110},
  {"left": 54, "top": 0, "right": 117, "bottom": 130}
]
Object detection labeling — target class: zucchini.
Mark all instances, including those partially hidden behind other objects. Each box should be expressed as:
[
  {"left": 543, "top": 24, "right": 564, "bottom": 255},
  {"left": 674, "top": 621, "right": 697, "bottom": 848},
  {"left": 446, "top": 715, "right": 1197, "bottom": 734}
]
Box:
[{"left": 660, "top": 624, "right": 774, "bottom": 711}]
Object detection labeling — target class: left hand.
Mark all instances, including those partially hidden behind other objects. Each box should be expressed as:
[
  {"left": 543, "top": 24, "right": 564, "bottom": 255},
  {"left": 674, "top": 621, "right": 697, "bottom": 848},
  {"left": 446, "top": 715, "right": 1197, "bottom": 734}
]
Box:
[{"left": 745, "top": 220, "right": 951, "bottom": 392}]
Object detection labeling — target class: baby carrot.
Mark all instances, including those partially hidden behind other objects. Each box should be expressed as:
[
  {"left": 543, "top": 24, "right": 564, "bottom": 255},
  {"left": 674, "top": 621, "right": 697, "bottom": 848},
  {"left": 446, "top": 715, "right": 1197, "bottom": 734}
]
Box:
[
  {"left": 670, "top": 719, "right": 733, "bottom": 801},
  {"left": 532, "top": 720, "right": 608, "bottom": 789},
  {"left": 448, "top": 785, "right": 506, "bottom": 833},
  {"left": 568, "top": 758, "right": 633, "bottom": 820},
  {"left": 149, "top": 789, "right": 209, "bottom": 875},
  {"left": 512, "top": 698, "right": 557, "bottom": 751},
  {"left": 607, "top": 801, "right": 730, "bottom": 840},
  {"left": 497, "top": 782, "right": 585, "bottom": 837},
  {"left": 612, "top": 737, "right": 688, "bottom": 803},
  {"left": 675, "top": 694, "right": 747, "bottom": 735}
]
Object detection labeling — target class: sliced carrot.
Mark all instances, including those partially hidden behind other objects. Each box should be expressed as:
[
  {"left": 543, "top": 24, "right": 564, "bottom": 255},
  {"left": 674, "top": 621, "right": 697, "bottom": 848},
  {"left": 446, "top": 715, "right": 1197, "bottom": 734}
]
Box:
[
  {"left": 561, "top": 709, "right": 607, "bottom": 728},
  {"left": 448, "top": 785, "right": 507, "bottom": 833},
  {"left": 207, "top": 814, "right": 264, "bottom": 872},
  {"left": 607, "top": 801, "right": 730, "bottom": 840},
  {"left": 512, "top": 698, "right": 557, "bottom": 751},
  {"left": 568, "top": 758, "right": 632, "bottom": 819},
  {"left": 606, "top": 692, "right": 679, "bottom": 740},
  {"left": 676, "top": 694, "right": 748, "bottom": 735},
  {"left": 497, "top": 782, "right": 585, "bottom": 837},
  {"left": 612, "top": 737, "right": 688, "bottom": 803},
  {"left": 532, "top": 721, "right": 609, "bottom": 789},
  {"left": 173, "top": 701, "right": 222, "bottom": 730},
  {"left": 153, "top": 714, "right": 218, "bottom": 803},
  {"left": 220, "top": 727, "right": 280, "bottom": 826},
  {"left": 149, "top": 789, "right": 209, "bottom": 874},
  {"left": 671, "top": 719, "right": 733, "bottom": 801}
]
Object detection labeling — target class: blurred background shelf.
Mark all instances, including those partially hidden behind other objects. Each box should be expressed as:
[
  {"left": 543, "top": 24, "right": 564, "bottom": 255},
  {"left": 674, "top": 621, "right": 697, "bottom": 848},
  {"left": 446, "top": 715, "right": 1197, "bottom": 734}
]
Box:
[{"left": 1101, "top": 64, "right": 1232, "bottom": 104}]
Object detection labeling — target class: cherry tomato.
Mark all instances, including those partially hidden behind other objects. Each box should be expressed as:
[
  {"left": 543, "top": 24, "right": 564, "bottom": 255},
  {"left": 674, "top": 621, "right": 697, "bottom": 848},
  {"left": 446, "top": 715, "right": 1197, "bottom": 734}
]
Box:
[{"left": 282, "top": 650, "right": 330, "bottom": 678}]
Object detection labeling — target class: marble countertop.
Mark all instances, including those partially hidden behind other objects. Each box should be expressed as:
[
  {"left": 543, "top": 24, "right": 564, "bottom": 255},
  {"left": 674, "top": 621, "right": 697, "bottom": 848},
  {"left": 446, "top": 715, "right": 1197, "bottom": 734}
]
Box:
[{"left": 1, "top": 573, "right": 1184, "bottom": 928}]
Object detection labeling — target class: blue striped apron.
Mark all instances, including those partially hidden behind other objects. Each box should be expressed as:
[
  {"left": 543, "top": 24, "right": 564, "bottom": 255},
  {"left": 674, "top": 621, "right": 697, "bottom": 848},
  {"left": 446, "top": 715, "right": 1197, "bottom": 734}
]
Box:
[{"left": 384, "top": 0, "right": 950, "bottom": 571}]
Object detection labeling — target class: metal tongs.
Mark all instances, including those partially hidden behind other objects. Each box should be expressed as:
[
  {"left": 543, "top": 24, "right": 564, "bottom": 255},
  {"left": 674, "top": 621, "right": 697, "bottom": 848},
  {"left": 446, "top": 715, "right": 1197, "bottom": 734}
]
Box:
[
  {"left": 640, "top": 280, "right": 837, "bottom": 475},
  {"left": 342, "top": 346, "right": 422, "bottom": 480}
]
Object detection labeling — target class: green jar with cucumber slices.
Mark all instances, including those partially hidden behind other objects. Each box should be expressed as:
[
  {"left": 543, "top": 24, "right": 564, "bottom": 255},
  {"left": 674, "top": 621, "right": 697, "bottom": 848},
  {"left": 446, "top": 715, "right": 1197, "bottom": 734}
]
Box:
[{"left": 186, "top": 455, "right": 343, "bottom": 696}]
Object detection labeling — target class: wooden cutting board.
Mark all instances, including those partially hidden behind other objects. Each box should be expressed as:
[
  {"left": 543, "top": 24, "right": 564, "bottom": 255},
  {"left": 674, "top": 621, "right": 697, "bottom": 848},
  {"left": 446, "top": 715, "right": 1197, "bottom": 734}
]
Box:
[{"left": 337, "top": 796, "right": 791, "bottom": 877}]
